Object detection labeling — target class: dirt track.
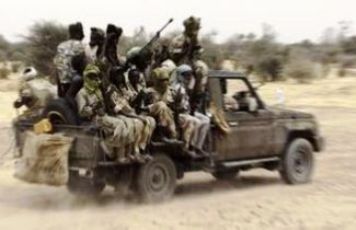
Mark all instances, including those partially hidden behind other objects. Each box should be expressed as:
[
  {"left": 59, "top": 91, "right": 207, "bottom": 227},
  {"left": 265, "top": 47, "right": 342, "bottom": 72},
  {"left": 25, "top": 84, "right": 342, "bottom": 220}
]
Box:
[{"left": 1, "top": 76, "right": 356, "bottom": 229}]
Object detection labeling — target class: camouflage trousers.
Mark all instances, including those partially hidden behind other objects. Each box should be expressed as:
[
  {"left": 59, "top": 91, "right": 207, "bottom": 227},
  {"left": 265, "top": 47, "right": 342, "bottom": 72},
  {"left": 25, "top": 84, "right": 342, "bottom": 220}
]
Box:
[
  {"left": 149, "top": 101, "right": 177, "bottom": 138},
  {"left": 136, "top": 115, "right": 156, "bottom": 150},
  {"left": 96, "top": 115, "right": 155, "bottom": 161},
  {"left": 178, "top": 114, "right": 199, "bottom": 149},
  {"left": 96, "top": 115, "right": 130, "bottom": 161}
]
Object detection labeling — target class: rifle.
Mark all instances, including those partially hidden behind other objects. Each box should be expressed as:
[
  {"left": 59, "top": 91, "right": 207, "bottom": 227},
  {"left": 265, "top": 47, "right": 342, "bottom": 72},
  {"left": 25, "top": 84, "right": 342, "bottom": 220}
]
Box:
[
  {"left": 141, "top": 18, "right": 174, "bottom": 54},
  {"left": 125, "top": 18, "right": 174, "bottom": 69}
]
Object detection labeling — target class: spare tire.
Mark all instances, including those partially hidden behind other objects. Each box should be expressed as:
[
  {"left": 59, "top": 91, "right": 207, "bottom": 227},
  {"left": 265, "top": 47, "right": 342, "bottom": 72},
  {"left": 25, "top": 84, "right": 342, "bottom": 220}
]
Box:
[{"left": 42, "top": 98, "right": 79, "bottom": 125}]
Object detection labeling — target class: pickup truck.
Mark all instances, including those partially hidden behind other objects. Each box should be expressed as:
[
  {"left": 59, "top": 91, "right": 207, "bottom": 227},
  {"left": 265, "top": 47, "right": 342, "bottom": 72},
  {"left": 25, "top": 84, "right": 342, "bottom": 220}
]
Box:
[{"left": 14, "top": 70, "right": 324, "bottom": 202}]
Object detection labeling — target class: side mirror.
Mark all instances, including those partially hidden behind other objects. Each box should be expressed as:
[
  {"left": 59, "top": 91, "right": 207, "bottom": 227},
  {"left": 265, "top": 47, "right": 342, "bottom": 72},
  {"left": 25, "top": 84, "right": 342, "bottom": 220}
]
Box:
[{"left": 248, "top": 97, "right": 258, "bottom": 112}]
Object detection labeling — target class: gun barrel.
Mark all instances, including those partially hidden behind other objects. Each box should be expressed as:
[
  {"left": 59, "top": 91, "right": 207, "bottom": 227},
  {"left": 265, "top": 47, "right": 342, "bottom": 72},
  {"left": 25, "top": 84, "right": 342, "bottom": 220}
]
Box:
[{"left": 141, "top": 18, "right": 174, "bottom": 51}]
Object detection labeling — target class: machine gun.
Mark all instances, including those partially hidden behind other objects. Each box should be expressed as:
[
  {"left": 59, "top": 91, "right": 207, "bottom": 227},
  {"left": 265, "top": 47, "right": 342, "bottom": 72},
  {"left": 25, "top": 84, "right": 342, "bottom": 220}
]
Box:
[
  {"left": 124, "top": 18, "right": 174, "bottom": 70},
  {"left": 141, "top": 18, "right": 173, "bottom": 54}
]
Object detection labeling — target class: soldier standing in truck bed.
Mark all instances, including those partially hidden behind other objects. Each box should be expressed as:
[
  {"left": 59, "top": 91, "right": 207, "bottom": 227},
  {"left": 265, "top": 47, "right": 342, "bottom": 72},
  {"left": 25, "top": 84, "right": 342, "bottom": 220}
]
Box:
[
  {"left": 169, "top": 16, "right": 209, "bottom": 100},
  {"left": 54, "top": 22, "right": 87, "bottom": 98}
]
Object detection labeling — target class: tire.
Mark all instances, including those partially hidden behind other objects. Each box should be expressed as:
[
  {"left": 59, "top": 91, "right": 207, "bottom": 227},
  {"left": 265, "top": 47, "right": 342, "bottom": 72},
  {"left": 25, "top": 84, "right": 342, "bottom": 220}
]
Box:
[
  {"left": 42, "top": 98, "right": 78, "bottom": 125},
  {"left": 212, "top": 170, "right": 239, "bottom": 181},
  {"left": 279, "top": 138, "right": 314, "bottom": 184},
  {"left": 136, "top": 154, "right": 177, "bottom": 202},
  {"left": 67, "top": 170, "right": 105, "bottom": 197}
]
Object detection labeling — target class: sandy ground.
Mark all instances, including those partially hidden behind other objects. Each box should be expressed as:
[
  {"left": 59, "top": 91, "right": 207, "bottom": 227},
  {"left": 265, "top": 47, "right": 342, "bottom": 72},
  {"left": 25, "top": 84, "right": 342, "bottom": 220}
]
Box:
[{"left": 1, "top": 76, "right": 356, "bottom": 229}]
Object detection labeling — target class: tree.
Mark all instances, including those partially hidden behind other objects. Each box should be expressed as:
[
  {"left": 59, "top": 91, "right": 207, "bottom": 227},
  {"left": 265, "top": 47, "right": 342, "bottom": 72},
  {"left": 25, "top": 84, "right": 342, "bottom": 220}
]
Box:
[
  {"left": 200, "top": 31, "right": 224, "bottom": 69},
  {"left": 23, "top": 21, "right": 67, "bottom": 77},
  {"left": 284, "top": 47, "right": 317, "bottom": 83},
  {"left": 0, "top": 35, "right": 10, "bottom": 61}
]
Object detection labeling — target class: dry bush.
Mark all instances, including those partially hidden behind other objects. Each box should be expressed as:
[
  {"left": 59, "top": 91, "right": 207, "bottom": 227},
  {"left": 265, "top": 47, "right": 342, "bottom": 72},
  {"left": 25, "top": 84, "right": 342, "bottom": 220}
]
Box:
[
  {"left": 284, "top": 59, "right": 316, "bottom": 83},
  {"left": 11, "top": 62, "right": 22, "bottom": 73},
  {"left": 24, "top": 21, "right": 67, "bottom": 77},
  {"left": 0, "top": 67, "right": 10, "bottom": 79},
  {"left": 337, "top": 55, "right": 356, "bottom": 77}
]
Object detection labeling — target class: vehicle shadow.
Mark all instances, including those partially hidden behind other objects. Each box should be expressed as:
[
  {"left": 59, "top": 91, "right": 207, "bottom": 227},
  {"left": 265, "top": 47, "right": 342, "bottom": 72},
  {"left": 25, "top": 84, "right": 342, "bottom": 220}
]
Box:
[
  {"left": 175, "top": 174, "right": 281, "bottom": 198},
  {"left": 0, "top": 174, "right": 282, "bottom": 210}
]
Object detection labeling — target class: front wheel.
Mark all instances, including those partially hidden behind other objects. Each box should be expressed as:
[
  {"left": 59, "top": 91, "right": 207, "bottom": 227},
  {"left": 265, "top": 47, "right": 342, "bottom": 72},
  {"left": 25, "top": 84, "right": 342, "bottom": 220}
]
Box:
[
  {"left": 136, "top": 154, "right": 177, "bottom": 202},
  {"left": 279, "top": 138, "right": 314, "bottom": 184}
]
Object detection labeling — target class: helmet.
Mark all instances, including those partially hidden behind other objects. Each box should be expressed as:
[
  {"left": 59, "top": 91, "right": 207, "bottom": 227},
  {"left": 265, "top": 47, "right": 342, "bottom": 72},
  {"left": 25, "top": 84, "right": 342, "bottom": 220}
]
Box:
[
  {"left": 22, "top": 67, "right": 38, "bottom": 81},
  {"left": 161, "top": 59, "right": 176, "bottom": 74},
  {"left": 126, "top": 46, "right": 142, "bottom": 60},
  {"left": 152, "top": 67, "right": 170, "bottom": 81}
]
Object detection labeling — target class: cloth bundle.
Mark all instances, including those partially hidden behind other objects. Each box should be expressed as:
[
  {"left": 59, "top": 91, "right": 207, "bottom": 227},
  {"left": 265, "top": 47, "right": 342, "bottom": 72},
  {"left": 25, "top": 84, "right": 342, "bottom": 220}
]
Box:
[{"left": 14, "top": 131, "right": 73, "bottom": 186}]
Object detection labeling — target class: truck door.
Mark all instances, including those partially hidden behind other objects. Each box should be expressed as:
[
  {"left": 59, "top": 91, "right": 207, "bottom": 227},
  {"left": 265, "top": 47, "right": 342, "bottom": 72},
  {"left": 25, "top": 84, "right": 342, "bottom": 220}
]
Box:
[{"left": 212, "top": 78, "right": 275, "bottom": 160}]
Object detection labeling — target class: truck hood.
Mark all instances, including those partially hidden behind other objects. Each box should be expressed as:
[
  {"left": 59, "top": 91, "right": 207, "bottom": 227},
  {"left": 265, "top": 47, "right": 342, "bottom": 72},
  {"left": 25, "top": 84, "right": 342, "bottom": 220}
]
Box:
[{"left": 267, "top": 106, "right": 314, "bottom": 119}]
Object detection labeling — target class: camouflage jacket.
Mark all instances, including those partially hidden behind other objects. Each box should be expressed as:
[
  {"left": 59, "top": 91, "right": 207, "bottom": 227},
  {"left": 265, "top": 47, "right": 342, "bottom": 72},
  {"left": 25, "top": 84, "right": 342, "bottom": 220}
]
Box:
[
  {"left": 54, "top": 40, "right": 86, "bottom": 84},
  {"left": 76, "top": 88, "right": 104, "bottom": 120},
  {"left": 169, "top": 34, "right": 201, "bottom": 65},
  {"left": 146, "top": 86, "right": 189, "bottom": 113},
  {"left": 105, "top": 84, "right": 135, "bottom": 115}
]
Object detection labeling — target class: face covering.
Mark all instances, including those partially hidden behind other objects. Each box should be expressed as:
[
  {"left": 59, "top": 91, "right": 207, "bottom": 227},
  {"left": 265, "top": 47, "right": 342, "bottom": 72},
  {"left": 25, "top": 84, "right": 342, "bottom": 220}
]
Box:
[{"left": 83, "top": 64, "right": 103, "bottom": 100}]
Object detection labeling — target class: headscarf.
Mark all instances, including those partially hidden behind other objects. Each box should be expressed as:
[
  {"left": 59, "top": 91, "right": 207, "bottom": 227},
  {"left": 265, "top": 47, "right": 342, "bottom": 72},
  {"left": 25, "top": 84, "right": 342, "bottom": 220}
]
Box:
[
  {"left": 151, "top": 67, "right": 170, "bottom": 93},
  {"left": 83, "top": 64, "right": 103, "bottom": 100}
]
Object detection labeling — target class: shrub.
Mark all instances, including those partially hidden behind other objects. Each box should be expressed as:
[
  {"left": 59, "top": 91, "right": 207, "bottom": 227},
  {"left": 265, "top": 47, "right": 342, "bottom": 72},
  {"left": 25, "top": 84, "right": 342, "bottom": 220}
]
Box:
[
  {"left": 284, "top": 59, "right": 316, "bottom": 83},
  {"left": 23, "top": 21, "right": 67, "bottom": 77},
  {"left": 11, "top": 62, "right": 22, "bottom": 73},
  {"left": 255, "top": 55, "right": 284, "bottom": 81},
  {"left": 0, "top": 67, "right": 10, "bottom": 79},
  {"left": 337, "top": 55, "right": 356, "bottom": 77}
]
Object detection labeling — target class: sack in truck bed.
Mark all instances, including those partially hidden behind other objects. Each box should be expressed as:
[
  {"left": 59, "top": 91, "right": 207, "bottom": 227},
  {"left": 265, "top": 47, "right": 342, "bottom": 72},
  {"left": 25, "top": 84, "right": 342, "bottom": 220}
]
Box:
[{"left": 14, "top": 131, "right": 74, "bottom": 186}]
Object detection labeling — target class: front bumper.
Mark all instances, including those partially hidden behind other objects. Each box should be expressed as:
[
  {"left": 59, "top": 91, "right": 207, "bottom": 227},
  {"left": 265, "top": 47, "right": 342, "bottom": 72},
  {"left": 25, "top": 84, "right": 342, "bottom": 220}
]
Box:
[{"left": 314, "top": 136, "right": 325, "bottom": 152}]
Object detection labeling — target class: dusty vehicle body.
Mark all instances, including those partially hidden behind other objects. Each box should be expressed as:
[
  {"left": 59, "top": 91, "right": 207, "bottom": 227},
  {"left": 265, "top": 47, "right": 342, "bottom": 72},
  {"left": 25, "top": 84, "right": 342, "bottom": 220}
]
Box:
[{"left": 14, "top": 70, "right": 324, "bottom": 202}]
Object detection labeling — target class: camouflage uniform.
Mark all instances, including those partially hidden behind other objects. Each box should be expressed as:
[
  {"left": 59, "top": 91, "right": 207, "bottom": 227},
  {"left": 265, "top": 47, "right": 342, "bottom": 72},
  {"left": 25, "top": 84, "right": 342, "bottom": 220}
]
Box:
[
  {"left": 126, "top": 69, "right": 156, "bottom": 149},
  {"left": 171, "top": 82, "right": 201, "bottom": 149},
  {"left": 147, "top": 67, "right": 199, "bottom": 148},
  {"left": 126, "top": 47, "right": 149, "bottom": 88},
  {"left": 174, "top": 65, "right": 210, "bottom": 151},
  {"left": 75, "top": 64, "right": 129, "bottom": 162},
  {"left": 54, "top": 40, "right": 86, "bottom": 85},
  {"left": 53, "top": 23, "right": 86, "bottom": 98},
  {"left": 169, "top": 16, "right": 209, "bottom": 96},
  {"left": 105, "top": 82, "right": 154, "bottom": 161},
  {"left": 146, "top": 68, "right": 177, "bottom": 139}
]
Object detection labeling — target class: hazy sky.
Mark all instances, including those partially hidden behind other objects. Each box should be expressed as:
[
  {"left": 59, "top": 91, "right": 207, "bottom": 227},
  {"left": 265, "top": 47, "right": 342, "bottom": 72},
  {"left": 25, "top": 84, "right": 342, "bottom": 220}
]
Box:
[{"left": 1, "top": 0, "right": 355, "bottom": 43}]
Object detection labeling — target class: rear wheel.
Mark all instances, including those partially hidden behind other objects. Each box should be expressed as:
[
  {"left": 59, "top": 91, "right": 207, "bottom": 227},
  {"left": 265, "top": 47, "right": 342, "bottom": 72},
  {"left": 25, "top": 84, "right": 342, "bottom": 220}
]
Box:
[
  {"left": 279, "top": 138, "right": 314, "bottom": 184},
  {"left": 136, "top": 154, "right": 177, "bottom": 202},
  {"left": 67, "top": 170, "right": 105, "bottom": 197}
]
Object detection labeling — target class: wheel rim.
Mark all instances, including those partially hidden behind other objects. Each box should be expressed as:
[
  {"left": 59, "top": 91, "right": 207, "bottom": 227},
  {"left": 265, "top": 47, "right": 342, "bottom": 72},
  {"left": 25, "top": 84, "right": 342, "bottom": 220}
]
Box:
[
  {"left": 147, "top": 163, "right": 169, "bottom": 193},
  {"left": 48, "top": 112, "right": 67, "bottom": 125},
  {"left": 292, "top": 146, "right": 310, "bottom": 178}
]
